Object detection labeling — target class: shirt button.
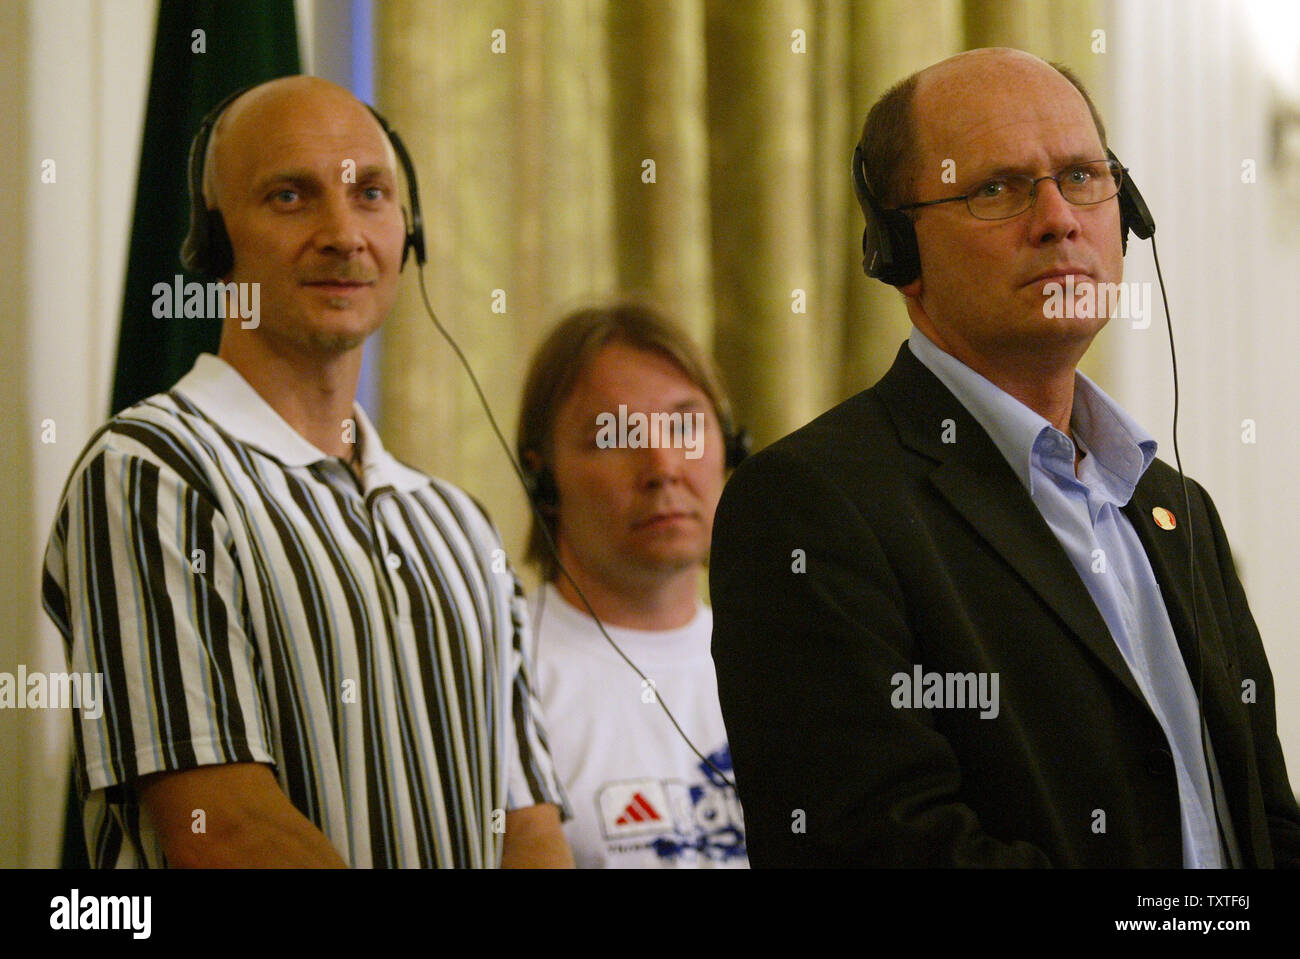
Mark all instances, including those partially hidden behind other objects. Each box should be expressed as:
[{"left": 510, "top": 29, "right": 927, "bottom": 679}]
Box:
[{"left": 386, "top": 553, "right": 402, "bottom": 571}]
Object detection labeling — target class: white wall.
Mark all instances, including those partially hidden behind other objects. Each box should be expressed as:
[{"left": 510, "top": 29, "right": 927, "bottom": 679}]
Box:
[
  {"left": 1106, "top": 0, "right": 1300, "bottom": 784},
  {"left": 2, "top": 0, "right": 154, "bottom": 869}
]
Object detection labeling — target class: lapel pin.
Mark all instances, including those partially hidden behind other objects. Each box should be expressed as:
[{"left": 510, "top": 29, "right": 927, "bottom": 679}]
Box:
[{"left": 1152, "top": 507, "right": 1177, "bottom": 530}]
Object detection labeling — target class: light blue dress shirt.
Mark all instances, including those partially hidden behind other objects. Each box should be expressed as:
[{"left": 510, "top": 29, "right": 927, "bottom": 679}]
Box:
[{"left": 908, "top": 327, "right": 1228, "bottom": 868}]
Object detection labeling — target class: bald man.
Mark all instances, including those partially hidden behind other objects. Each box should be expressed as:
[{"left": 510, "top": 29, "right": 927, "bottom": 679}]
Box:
[
  {"left": 710, "top": 49, "right": 1300, "bottom": 867},
  {"left": 43, "top": 77, "right": 571, "bottom": 867}
]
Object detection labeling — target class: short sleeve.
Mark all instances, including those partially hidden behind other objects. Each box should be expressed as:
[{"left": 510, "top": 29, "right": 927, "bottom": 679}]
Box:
[
  {"left": 43, "top": 445, "right": 276, "bottom": 806},
  {"left": 501, "top": 570, "right": 571, "bottom": 819}
]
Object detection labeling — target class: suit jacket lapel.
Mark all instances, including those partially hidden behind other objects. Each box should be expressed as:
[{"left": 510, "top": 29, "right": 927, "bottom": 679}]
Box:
[
  {"left": 1123, "top": 482, "right": 1201, "bottom": 672},
  {"left": 1124, "top": 481, "right": 1245, "bottom": 759},
  {"left": 875, "top": 345, "right": 1150, "bottom": 704},
  {"left": 1125, "top": 468, "right": 1258, "bottom": 864}
]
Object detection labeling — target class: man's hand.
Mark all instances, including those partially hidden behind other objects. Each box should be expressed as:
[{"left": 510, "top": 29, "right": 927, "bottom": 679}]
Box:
[
  {"left": 139, "top": 762, "right": 347, "bottom": 868},
  {"left": 501, "top": 803, "right": 573, "bottom": 868}
]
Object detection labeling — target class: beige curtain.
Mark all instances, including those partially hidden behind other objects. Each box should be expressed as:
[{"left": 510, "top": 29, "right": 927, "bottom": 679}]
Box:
[{"left": 376, "top": 0, "right": 1103, "bottom": 572}]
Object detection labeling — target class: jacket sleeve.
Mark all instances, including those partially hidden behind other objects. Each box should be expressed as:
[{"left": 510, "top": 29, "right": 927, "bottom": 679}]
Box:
[
  {"left": 1196, "top": 481, "right": 1300, "bottom": 867},
  {"left": 709, "top": 444, "right": 1052, "bottom": 867}
]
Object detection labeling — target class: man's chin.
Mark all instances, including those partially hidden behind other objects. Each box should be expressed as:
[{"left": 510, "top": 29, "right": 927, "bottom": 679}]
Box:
[
  {"left": 290, "top": 312, "right": 384, "bottom": 355},
  {"left": 305, "top": 330, "right": 371, "bottom": 354},
  {"left": 627, "top": 544, "right": 710, "bottom": 574},
  {"left": 1005, "top": 297, "right": 1110, "bottom": 344},
  {"left": 1042, "top": 312, "right": 1110, "bottom": 347}
]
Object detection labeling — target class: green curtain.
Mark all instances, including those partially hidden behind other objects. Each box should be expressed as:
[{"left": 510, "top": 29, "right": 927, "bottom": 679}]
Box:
[
  {"left": 375, "top": 0, "right": 1104, "bottom": 579},
  {"left": 109, "top": 0, "right": 300, "bottom": 414}
]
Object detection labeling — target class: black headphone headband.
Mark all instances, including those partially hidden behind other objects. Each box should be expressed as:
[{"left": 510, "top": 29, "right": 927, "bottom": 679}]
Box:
[
  {"left": 852, "top": 142, "right": 1156, "bottom": 286},
  {"left": 180, "top": 84, "right": 427, "bottom": 278}
]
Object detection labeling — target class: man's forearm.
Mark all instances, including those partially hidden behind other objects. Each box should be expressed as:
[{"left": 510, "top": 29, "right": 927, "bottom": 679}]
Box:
[
  {"left": 501, "top": 804, "right": 574, "bottom": 868},
  {"left": 140, "top": 762, "right": 348, "bottom": 868},
  {"left": 165, "top": 805, "right": 348, "bottom": 868}
]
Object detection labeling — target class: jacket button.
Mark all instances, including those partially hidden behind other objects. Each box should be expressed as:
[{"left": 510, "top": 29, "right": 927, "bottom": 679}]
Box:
[{"left": 1145, "top": 747, "right": 1173, "bottom": 776}]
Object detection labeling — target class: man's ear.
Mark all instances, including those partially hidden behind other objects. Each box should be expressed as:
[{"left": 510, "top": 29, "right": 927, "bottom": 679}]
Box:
[{"left": 901, "top": 283, "right": 932, "bottom": 334}]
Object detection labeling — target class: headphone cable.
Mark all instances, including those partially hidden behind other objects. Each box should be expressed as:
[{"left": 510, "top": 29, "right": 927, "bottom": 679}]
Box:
[
  {"left": 1150, "top": 237, "right": 1231, "bottom": 865},
  {"left": 413, "top": 266, "right": 737, "bottom": 789}
]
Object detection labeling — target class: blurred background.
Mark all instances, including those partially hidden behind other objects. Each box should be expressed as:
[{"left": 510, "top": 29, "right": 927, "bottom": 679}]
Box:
[{"left": 2, "top": 0, "right": 1298, "bottom": 867}]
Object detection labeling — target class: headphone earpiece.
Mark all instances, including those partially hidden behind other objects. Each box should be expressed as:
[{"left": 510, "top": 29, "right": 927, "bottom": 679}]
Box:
[
  {"left": 181, "top": 86, "right": 427, "bottom": 278},
  {"left": 524, "top": 465, "right": 559, "bottom": 510},
  {"left": 1109, "top": 148, "right": 1155, "bottom": 255},
  {"left": 181, "top": 87, "right": 249, "bottom": 277},
  {"left": 519, "top": 447, "right": 558, "bottom": 511},
  {"left": 199, "top": 210, "right": 234, "bottom": 279},
  {"left": 724, "top": 426, "right": 751, "bottom": 471},
  {"left": 378, "top": 118, "right": 426, "bottom": 268},
  {"left": 853, "top": 144, "right": 921, "bottom": 287}
]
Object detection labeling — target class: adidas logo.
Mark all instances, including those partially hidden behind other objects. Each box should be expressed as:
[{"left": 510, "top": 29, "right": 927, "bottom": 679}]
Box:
[
  {"left": 599, "top": 779, "right": 673, "bottom": 838},
  {"left": 614, "top": 792, "right": 663, "bottom": 825}
]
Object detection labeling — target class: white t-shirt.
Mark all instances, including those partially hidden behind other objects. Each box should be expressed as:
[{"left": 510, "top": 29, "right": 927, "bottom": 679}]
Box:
[{"left": 531, "top": 583, "right": 749, "bottom": 868}]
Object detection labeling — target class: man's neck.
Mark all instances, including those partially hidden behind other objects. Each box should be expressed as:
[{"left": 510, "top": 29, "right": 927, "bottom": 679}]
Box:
[
  {"left": 977, "top": 357, "right": 1077, "bottom": 437},
  {"left": 217, "top": 330, "right": 363, "bottom": 461},
  {"left": 552, "top": 565, "right": 701, "bottom": 631},
  {"left": 916, "top": 325, "right": 1083, "bottom": 437}
]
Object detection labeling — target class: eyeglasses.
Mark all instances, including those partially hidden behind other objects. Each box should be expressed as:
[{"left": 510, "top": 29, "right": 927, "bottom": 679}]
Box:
[{"left": 893, "top": 159, "right": 1125, "bottom": 221}]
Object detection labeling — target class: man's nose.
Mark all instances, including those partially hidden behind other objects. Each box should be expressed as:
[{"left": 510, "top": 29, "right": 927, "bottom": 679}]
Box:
[
  {"left": 1026, "top": 176, "right": 1082, "bottom": 244},
  {"left": 315, "top": 194, "right": 365, "bottom": 255},
  {"left": 640, "top": 439, "right": 685, "bottom": 488}
]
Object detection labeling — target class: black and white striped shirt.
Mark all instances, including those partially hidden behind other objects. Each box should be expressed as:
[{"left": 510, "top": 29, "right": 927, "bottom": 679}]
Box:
[{"left": 42, "top": 354, "right": 566, "bottom": 867}]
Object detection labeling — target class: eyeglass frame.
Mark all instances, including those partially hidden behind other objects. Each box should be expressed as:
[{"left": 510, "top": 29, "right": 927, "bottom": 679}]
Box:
[{"left": 890, "top": 158, "right": 1127, "bottom": 221}]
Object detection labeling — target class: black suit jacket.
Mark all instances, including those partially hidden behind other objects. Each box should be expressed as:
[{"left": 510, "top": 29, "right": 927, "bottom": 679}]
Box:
[{"left": 710, "top": 343, "right": 1300, "bottom": 867}]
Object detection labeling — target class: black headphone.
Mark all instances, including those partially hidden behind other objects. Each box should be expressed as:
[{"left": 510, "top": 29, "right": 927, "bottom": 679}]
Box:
[
  {"left": 521, "top": 422, "right": 751, "bottom": 510},
  {"left": 852, "top": 143, "right": 1156, "bottom": 286},
  {"left": 180, "top": 85, "right": 427, "bottom": 278}
]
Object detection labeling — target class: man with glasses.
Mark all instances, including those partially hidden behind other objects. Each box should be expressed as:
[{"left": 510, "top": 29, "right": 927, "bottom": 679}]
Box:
[{"left": 710, "top": 48, "right": 1300, "bottom": 867}]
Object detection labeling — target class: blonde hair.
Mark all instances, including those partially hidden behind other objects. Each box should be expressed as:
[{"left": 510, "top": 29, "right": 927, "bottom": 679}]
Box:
[{"left": 515, "top": 300, "right": 735, "bottom": 577}]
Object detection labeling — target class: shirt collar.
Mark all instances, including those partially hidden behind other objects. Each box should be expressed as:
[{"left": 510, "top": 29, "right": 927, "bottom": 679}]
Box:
[
  {"left": 907, "top": 328, "right": 1156, "bottom": 500},
  {"left": 173, "top": 353, "right": 429, "bottom": 492},
  {"left": 1069, "top": 373, "right": 1158, "bottom": 502}
]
